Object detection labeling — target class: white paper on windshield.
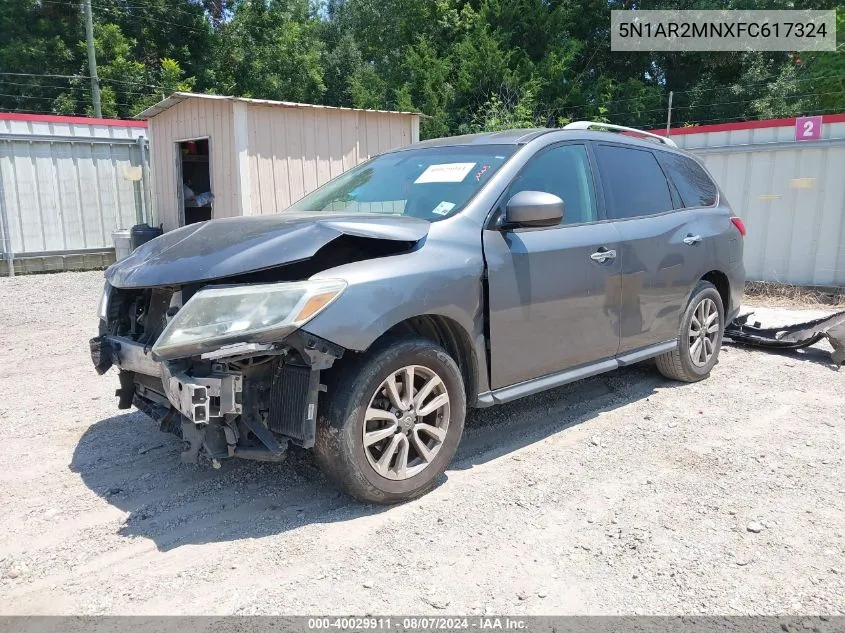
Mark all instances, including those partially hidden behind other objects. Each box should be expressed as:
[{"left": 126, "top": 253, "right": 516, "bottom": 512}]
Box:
[
  {"left": 415, "top": 162, "right": 476, "bottom": 184},
  {"left": 431, "top": 201, "right": 456, "bottom": 216}
]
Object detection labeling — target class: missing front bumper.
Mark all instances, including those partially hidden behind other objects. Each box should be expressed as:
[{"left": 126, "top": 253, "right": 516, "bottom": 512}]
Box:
[
  {"left": 90, "top": 335, "right": 243, "bottom": 423},
  {"left": 160, "top": 363, "right": 243, "bottom": 423},
  {"left": 90, "top": 330, "right": 344, "bottom": 461}
]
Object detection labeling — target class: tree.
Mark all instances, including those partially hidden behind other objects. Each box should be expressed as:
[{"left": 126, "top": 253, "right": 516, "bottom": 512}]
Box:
[
  {"left": 1, "top": 0, "right": 842, "bottom": 134},
  {"left": 802, "top": 9, "right": 845, "bottom": 116},
  {"left": 213, "top": 0, "right": 325, "bottom": 103},
  {"left": 469, "top": 86, "right": 539, "bottom": 133},
  {"left": 0, "top": 0, "right": 80, "bottom": 114}
]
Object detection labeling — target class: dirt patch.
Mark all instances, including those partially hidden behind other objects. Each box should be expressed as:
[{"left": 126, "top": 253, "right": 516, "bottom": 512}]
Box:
[{"left": 0, "top": 271, "right": 843, "bottom": 615}]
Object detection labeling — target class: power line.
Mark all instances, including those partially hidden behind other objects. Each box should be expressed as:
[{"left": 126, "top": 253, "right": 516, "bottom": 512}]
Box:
[
  {"left": 676, "top": 70, "right": 845, "bottom": 96},
  {"left": 0, "top": 72, "right": 160, "bottom": 90},
  {"left": 0, "top": 72, "right": 83, "bottom": 80},
  {"left": 537, "top": 79, "right": 845, "bottom": 119},
  {"left": 104, "top": 0, "right": 209, "bottom": 20},
  {"left": 530, "top": 74, "right": 845, "bottom": 123},
  {"left": 561, "top": 71, "right": 845, "bottom": 110},
  {"left": 37, "top": 0, "right": 211, "bottom": 36},
  {"left": 561, "top": 45, "right": 601, "bottom": 105},
  {"left": 0, "top": 92, "right": 80, "bottom": 101},
  {"left": 0, "top": 80, "right": 153, "bottom": 98},
  {"left": 0, "top": 107, "right": 57, "bottom": 114},
  {"left": 0, "top": 79, "right": 156, "bottom": 97},
  {"left": 91, "top": 0, "right": 210, "bottom": 35},
  {"left": 0, "top": 93, "right": 137, "bottom": 109},
  {"left": 101, "top": 77, "right": 160, "bottom": 89},
  {"left": 646, "top": 105, "right": 845, "bottom": 128},
  {"left": 0, "top": 80, "right": 86, "bottom": 90},
  {"left": 531, "top": 92, "right": 845, "bottom": 131},
  {"left": 592, "top": 90, "right": 845, "bottom": 120}
]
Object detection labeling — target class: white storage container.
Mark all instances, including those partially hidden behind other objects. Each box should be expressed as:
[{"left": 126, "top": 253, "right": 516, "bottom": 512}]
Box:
[{"left": 112, "top": 229, "right": 132, "bottom": 261}]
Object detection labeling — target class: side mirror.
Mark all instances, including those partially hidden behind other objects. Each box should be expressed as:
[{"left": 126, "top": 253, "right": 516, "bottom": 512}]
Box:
[{"left": 504, "top": 191, "right": 564, "bottom": 228}]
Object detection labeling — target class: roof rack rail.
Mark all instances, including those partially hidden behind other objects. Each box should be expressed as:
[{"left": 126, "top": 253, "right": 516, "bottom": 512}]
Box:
[{"left": 563, "top": 121, "right": 678, "bottom": 148}]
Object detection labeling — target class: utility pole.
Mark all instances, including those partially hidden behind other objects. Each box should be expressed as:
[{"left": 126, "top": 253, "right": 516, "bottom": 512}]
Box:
[
  {"left": 665, "top": 91, "right": 673, "bottom": 137},
  {"left": 82, "top": 0, "right": 102, "bottom": 118}
]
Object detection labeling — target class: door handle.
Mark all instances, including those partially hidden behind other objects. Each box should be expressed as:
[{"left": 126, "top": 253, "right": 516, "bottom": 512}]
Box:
[
  {"left": 590, "top": 249, "right": 617, "bottom": 263},
  {"left": 683, "top": 234, "right": 702, "bottom": 246}
]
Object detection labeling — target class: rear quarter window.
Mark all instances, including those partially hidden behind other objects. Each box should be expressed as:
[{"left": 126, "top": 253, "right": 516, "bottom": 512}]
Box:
[
  {"left": 593, "top": 144, "right": 674, "bottom": 220},
  {"left": 657, "top": 152, "right": 718, "bottom": 208}
]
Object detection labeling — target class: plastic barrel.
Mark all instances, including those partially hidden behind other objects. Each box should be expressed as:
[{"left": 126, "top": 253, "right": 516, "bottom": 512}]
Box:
[{"left": 129, "top": 223, "right": 163, "bottom": 251}]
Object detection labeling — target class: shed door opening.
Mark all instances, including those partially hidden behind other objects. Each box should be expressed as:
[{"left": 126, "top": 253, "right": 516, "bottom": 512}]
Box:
[{"left": 178, "top": 138, "right": 213, "bottom": 225}]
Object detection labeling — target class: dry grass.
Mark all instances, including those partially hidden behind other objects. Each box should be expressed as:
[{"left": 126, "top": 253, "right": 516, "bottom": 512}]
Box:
[{"left": 743, "top": 281, "right": 845, "bottom": 308}]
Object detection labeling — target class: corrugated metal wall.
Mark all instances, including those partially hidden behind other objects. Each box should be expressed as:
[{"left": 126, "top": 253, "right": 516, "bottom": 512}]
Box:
[
  {"left": 149, "top": 97, "right": 236, "bottom": 231},
  {"left": 0, "top": 117, "right": 148, "bottom": 258},
  {"left": 248, "top": 105, "right": 419, "bottom": 213},
  {"left": 672, "top": 121, "right": 845, "bottom": 286}
]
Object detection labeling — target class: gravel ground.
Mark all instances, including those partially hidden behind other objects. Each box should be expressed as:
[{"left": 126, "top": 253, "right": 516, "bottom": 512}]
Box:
[{"left": 0, "top": 271, "right": 843, "bottom": 616}]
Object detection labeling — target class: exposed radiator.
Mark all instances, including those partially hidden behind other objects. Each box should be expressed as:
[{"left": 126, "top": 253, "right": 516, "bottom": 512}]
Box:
[{"left": 267, "top": 361, "right": 313, "bottom": 445}]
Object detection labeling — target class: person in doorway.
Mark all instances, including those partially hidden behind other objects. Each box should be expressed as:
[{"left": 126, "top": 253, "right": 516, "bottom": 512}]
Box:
[
  {"left": 183, "top": 182, "right": 198, "bottom": 207},
  {"left": 183, "top": 180, "right": 213, "bottom": 208}
]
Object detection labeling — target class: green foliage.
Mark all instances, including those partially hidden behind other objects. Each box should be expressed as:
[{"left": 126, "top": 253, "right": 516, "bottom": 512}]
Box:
[
  {"left": 1, "top": 0, "right": 843, "bottom": 135},
  {"left": 468, "top": 87, "right": 538, "bottom": 133},
  {"left": 0, "top": 0, "right": 80, "bottom": 114},
  {"left": 803, "top": 9, "right": 845, "bottom": 114},
  {"left": 213, "top": 0, "right": 326, "bottom": 103}
]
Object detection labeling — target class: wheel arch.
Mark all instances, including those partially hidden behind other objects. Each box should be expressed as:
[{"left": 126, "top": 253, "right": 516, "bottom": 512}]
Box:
[
  {"left": 374, "top": 314, "right": 480, "bottom": 406},
  {"left": 700, "top": 270, "right": 730, "bottom": 314}
]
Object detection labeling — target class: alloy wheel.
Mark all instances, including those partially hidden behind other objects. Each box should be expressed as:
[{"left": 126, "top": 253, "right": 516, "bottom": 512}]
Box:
[
  {"left": 688, "top": 297, "right": 720, "bottom": 367},
  {"left": 362, "top": 365, "right": 451, "bottom": 480}
]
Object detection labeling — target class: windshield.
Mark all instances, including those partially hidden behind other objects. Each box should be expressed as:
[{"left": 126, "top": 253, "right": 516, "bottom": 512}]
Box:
[{"left": 285, "top": 145, "right": 517, "bottom": 221}]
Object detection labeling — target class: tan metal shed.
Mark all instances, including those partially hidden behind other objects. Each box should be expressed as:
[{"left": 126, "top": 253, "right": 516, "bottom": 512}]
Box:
[{"left": 136, "top": 92, "right": 421, "bottom": 232}]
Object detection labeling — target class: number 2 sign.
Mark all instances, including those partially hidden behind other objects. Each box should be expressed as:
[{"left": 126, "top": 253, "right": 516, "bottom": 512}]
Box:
[{"left": 795, "top": 116, "right": 822, "bottom": 141}]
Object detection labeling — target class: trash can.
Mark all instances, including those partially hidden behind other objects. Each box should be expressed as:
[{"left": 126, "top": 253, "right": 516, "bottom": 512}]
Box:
[
  {"left": 130, "top": 223, "right": 163, "bottom": 250},
  {"left": 112, "top": 229, "right": 132, "bottom": 261}
]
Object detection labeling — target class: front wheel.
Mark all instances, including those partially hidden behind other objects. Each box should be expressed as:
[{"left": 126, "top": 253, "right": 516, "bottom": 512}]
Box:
[
  {"left": 656, "top": 280, "right": 725, "bottom": 382},
  {"left": 314, "top": 338, "right": 466, "bottom": 504}
]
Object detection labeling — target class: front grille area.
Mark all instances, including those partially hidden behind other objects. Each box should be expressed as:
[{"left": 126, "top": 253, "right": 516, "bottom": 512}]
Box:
[
  {"left": 143, "top": 288, "right": 173, "bottom": 344},
  {"left": 106, "top": 286, "right": 174, "bottom": 345},
  {"left": 268, "top": 361, "right": 311, "bottom": 443}
]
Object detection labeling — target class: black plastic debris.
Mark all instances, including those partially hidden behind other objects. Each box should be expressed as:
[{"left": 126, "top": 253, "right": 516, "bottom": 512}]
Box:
[{"left": 725, "top": 310, "right": 845, "bottom": 365}]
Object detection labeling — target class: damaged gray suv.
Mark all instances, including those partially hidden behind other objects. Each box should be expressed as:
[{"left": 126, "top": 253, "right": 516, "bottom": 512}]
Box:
[{"left": 91, "top": 122, "right": 745, "bottom": 503}]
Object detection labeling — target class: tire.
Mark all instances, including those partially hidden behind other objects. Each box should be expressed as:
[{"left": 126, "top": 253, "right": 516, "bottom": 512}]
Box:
[
  {"left": 656, "top": 281, "right": 725, "bottom": 383},
  {"left": 313, "top": 338, "right": 466, "bottom": 504}
]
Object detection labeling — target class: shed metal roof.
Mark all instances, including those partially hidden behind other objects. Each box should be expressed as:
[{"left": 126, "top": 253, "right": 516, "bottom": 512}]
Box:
[{"left": 135, "top": 91, "right": 422, "bottom": 120}]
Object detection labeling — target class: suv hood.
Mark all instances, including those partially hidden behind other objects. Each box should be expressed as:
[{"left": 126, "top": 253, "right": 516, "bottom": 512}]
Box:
[{"left": 106, "top": 213, "right": 430, "bottom": 288}]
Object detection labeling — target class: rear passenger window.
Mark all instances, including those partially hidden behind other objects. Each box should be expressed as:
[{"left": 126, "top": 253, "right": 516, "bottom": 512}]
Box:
[
  {"left": 657, "top": 152, "right": 718, "bottom": 208},
  {"left": 594, "top": 145, "right": 673, "bottom": 219}
]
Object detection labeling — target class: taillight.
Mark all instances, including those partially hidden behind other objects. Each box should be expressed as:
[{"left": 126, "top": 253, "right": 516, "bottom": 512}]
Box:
[{"left": 730, "top": 216, "right": 746, "bottom": 236}]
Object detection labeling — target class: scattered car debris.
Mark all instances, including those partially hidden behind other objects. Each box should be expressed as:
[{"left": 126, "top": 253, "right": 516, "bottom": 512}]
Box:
[{"left": 725, "top": 310, "right": 845, "bottom": 365}]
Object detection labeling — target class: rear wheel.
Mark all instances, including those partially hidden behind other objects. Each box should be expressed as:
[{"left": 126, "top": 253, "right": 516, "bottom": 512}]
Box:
[
  {"left": 314, "top": 338, "right": 466, "bottom": 504},
  {"left": 656, "top": 281, "right": 724, "bottom": 382}
]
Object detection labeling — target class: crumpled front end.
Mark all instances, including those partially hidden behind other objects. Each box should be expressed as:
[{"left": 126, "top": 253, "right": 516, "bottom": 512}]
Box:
[{"left": 90, "top": 283, "right": 344, "bottom": 464}]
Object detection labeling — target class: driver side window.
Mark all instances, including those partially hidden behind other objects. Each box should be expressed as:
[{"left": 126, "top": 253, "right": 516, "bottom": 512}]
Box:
[{"left": 507, "top": 144, "right": 598, "bottom": 225}]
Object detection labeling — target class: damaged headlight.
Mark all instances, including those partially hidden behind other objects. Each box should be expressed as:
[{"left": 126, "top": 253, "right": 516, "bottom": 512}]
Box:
[{"left": 151, "top": 280, "right": 346, "bottom": 361}]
